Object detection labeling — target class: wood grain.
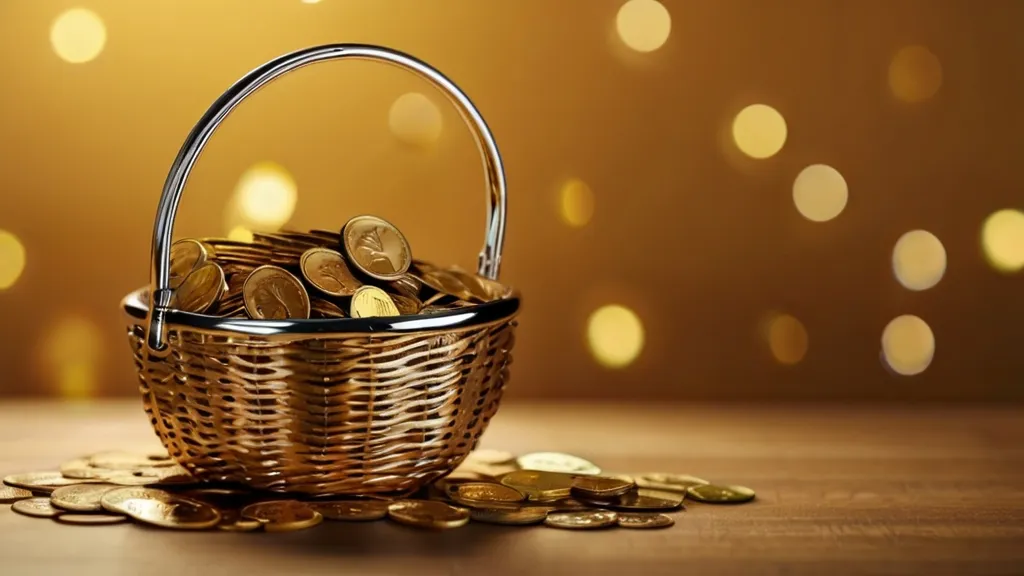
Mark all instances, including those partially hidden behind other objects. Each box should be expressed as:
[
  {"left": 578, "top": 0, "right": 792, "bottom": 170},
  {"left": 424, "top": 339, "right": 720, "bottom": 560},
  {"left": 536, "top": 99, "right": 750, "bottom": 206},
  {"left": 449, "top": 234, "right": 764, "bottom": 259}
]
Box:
[{"left": 1, "top": 400, "right": 1023, "bottom": 575}]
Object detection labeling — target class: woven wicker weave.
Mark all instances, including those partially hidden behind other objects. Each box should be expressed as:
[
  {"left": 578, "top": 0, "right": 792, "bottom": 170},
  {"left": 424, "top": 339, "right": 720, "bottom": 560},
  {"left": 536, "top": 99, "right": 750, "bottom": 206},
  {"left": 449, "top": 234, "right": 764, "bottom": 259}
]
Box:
[{"left": 122, "top": 44, "right": 520, "bottom": 496}]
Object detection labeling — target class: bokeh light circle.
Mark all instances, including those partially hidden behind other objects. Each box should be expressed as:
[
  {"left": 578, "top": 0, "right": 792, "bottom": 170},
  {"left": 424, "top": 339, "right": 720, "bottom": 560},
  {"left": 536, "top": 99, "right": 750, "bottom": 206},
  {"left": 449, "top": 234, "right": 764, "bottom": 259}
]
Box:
[
  {"left": 981, "top": 209, "right": 1024, "bottom": 273},
  {"left": 765, "top": 313, "right": 809, "bottom": 365},
  {"left": 616, "top": 0, "right": 672, "bottom": 53},
  {"left": 889, "top": 45, "right": 943, "bottom": 103},
  {"left": 881, "top": 315, "right": 935, "bottom": 376},
  {"left": 43, "top": 316, "right": 104, "bottom": 399},
  {"left": 892, "top": 230, "right": 947, "bottom": 290},
  {"left": 228, "top": 226, "right": 254, "bottom": 243},
  {"left": 560, "top": 179, "right": 595, "bottom": 228},
  {"left": 732, "top": 104, "right": 787, "bottom": 159},
  {"left": 792, "top": 164, "right": 848, "bottom": 222},
  {"left": 0, "top": 230, "right": 26, "bottom": 290},
  {"left": 235, "top": 162, "right": 298, "bottom": 229},
  {"left": 587, "top": 305, "right": 645, "bottom": 369},
  {"left": 50, "top": 8, "right": 107, "bottom": 64},
  {"left": 389, "top": 92, "right": 443, "bottom": 147}
]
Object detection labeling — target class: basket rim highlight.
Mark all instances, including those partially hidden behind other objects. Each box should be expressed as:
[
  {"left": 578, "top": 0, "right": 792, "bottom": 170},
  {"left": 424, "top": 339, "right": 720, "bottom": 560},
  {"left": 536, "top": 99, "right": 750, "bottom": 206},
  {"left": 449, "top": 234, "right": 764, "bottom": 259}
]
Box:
[{"left": 122, "top": 286, "right": 520, "bottom": 337}]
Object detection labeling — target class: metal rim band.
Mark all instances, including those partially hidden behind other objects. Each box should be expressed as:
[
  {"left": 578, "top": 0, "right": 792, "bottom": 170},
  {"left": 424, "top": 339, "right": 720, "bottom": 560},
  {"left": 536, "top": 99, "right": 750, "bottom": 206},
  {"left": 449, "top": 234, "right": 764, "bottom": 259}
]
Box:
[{"left": 145, "top": 44, "right": 509, "bottom": 351}]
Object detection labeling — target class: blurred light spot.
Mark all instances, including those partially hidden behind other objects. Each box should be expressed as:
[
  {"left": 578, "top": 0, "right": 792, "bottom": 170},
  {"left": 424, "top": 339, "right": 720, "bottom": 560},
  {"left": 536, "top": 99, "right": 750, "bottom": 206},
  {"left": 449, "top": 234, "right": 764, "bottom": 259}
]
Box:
[
  {"left": 616, "top": 0, "right": 671, "bottom": 53},
  {"left": 0, "top": 229, "right": 26, "bottom": 290},
  {"left": 587, "top": 305, "right": 644, "bottom": 369},
  {"left": 50, "top": 8, "right": 106, "bottom": 64},
  {"left": 228, "top": 226, "right": 254, "bottom": 243},
  {"left": 765, "top": 313, "right": 808, "bottom": 365},
  {"left": 302, "top": 0, "right": 322, "bottom": 3},
  {"left": 389, "top": 92, "right": 443, "bottom": 147},
  {"left": 881, "top": 315, "right": 935, "bottom": 376},
  {"left": 732, "top": 104, "right": 787, "bottom": 159},
  {"left": 235, "top": 162, "right": 298, "bottom": 229},
  {"left": 792, "top": 164, "right": 848, "bottom": 222},
  {"left": 889, "top": 45, "right": 943, "bottom": 103},
  {"left": 981, "top": 209, "right": 1024, "bottom": 273},
  {"left": 43, "top": 316, "right": 103, "bottom": 398},
  {"left": 892, "top": 230, "right": 947, "bottom": 290},
  {"left": 560, "top": 179, "right": 595, "bottom": 228}
]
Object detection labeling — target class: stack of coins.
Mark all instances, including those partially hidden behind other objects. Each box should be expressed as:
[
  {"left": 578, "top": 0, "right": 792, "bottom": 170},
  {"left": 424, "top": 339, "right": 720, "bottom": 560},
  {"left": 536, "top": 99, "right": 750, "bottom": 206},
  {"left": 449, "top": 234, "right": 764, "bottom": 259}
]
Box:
[
  {"left": 2, "top": 449, "right": 754, "bottom": 532},
  {"left": 167, "top": 214, "right": 509, "bottom": 320}
]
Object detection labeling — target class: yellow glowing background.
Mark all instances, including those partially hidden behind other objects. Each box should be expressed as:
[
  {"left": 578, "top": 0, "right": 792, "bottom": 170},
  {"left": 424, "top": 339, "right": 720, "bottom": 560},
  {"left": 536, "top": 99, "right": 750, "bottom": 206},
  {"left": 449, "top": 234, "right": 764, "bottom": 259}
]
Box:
[{"left": 0, "top": 1, "right": 1021, "bottom": 402}]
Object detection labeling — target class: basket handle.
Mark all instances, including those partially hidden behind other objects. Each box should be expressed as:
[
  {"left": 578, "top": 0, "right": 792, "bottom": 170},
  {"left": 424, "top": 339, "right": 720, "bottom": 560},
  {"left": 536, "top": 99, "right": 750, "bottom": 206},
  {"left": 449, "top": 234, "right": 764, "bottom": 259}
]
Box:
[{"left": 146, "top": 44, "right": 508, "bottom": 351}]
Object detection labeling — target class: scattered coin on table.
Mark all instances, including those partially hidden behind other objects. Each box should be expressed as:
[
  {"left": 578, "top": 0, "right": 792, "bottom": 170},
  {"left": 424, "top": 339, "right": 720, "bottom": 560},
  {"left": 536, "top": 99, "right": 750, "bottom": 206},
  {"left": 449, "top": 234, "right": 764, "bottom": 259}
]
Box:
[{"left": 3, "top": 448, "right": 754, "bottom": 533}]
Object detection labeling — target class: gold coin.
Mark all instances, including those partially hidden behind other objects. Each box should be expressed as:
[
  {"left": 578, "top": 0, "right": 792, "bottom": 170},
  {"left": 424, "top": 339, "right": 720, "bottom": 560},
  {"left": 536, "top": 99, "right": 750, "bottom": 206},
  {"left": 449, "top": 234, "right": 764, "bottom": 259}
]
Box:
[
  {"left": 583, "top": 488, "right": 684, "bottom": 511},
  {"left": 3, "top": 471, "right": 95, "bottom": 493},
  {"left": 516, "top": 452, "right": 601, "bottom": 476},
  {"left": 499, "top": 470, "right": 575, "bottom": 501},
  {"left": 686, "top": 484, "right": 756, "bottom": 504},
  {"left": 12, "top": 497, "right": 62, "bottom": 518},
  {"left": 455, "top": 483, "right": 525, "bottom": 506},
  {"left": 342, "top": 215, "right": 412, "bottom": 281},
  {"left": 350, "top": 285, "right": 400, "bottom": 318},
  {"left": 55, "top": 513, "right": 129, "bottom": 526},
  {"left": 172, "top": 262, "right": 225, "bottom": 313},
  {"left": 390, "top": 294, "right": 422, "bottom": 315},
  {"left": 387, "top": 500, "right": 470, "bottom": 529},
  {"left": 241, "top": 500, "right": 323, "bottom": 532},
  {"left": 169, "top": 239, "right": 209, "bottom": 289},
  {"left": 243, "top": 265, "right": 311, "bottom": 320},
  {"left": 636, "top": 473, "right": 709, "bottom": 492},
  {"left": 101, "top": 487, "right": 221, "bottom": 530},
  {"left": 545, "top": 498, "right": 592, "bottom": 511},
  {"left": 544, "top": 510, "right": 617, "bottom": 530},
  {"left": 310, "top": 500, "right": 390, "bottom": 521},
  {"left": 617, "top": 512, "right": 675, "bottom": 529},
  {"left": 300, "top": 247, "right": 362, "bottom": 297},
  {"left": 311, "top": 298, "right": 347, "bottom": 318},
  {"left": 0, "top": 485, "right": 32, "bottom": 503},
  {"left": 388, "top": 274, "right": 422, "bottom": 299},
  {"left": 50, "top": 484, "right": 118, "bottom": 512},
  {"left": 216, "top": 510, "right": 263, "bottom": 532},
  {"left": 470, "top": 507, "right": 549, "bottom": 526},
  {"left": 466, "top": 449, "right": 516, "bottom": 466},
  {"left": 571, "top": 476, "right": 636, "bottom": 499}
]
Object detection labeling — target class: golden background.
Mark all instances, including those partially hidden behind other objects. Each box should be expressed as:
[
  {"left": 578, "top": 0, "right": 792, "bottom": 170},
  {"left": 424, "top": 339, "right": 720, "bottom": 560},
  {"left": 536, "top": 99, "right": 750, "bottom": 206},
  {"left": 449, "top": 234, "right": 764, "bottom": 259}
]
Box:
[{"left": 0, "top": 0, "right": 1021, "bottom": 401}]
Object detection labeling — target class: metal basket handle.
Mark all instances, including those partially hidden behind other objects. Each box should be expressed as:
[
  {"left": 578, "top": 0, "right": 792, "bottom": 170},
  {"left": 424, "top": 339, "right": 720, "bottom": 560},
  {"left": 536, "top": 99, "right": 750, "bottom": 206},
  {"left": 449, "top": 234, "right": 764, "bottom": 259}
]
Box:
[{"left": 146, "top": 44, "right": 508, "bottom": 351}]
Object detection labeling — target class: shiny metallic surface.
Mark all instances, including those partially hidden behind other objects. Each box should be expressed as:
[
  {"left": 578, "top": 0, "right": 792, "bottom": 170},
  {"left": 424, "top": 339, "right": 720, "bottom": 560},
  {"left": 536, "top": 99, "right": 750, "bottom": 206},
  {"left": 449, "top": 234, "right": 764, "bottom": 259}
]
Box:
[{"left": 147, "top": 43, "right": 508, "bottom": 351}]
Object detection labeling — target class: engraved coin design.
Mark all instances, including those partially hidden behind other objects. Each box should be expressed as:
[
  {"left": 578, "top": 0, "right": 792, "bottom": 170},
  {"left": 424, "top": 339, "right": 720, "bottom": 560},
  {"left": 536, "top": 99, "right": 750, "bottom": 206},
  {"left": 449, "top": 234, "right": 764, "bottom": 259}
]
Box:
[
  {"left": 387, "top": 500, "right": 470, "bottom": 529},
  {"left": 516, "top": 452, "right": 602, "bottom": 476},
  {"left": 310, "top": 500, "right": 390, "bottom": 522},
  {"left": 172, "top": 262, "right": 225, "bottom": 313},
  {"left": 342, "top": 215, "right": 412, "bottom": 280},
  {"left": 101, "top": 487, "right": 221, "bottom": 530},
  {"left": 169, "top": 239, "right": 209, "bottom": 289},
  {"left": 500, "top": 470, "right": 575, "bottom": 501},
  {"left": 300, "top": 247, "right": 362, "bottom": 297},
  {"left": 12, "top": 498, "right": 62, "bottom": 518},
  {"left": 350, "top": 285, "right": 400, "bottom": 318},
  {"left": 617, "top": 512, "right": 675, "bottom": 529},
  {"left": 240, "top": 500, "right": 323, "bottom": 532},
  {"left": 686, "top": 484, "right": 756, "bottom": 504},
  {"left": 455, "top": 483, "right": 526, "bottom": 506},
  {"left": 50, "top": 484, "right": 118, "bottom": 512},
  {"left": 0, "top": 485, "right": 33, "bottom": 504},
  {"left": 243, "top": 265, "right": 311, "bottom": 320},
  {"left": 544, "top": 510, "right": 618, "bottom": 530}
]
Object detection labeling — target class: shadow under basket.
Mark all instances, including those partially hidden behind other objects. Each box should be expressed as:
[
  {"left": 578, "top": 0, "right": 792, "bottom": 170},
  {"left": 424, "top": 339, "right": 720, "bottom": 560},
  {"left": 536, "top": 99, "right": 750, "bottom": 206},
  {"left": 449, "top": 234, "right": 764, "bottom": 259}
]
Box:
[{"left": 123, "top": 288, "right": 520, "bottom": 496}]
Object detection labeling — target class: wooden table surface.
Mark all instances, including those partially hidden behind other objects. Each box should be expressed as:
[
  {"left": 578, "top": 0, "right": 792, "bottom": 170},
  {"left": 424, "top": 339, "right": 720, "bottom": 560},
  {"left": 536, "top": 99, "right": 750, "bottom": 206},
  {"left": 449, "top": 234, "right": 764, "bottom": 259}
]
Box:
[{"left": 1, "top": 400, "right": 1023, "bottom": 576}]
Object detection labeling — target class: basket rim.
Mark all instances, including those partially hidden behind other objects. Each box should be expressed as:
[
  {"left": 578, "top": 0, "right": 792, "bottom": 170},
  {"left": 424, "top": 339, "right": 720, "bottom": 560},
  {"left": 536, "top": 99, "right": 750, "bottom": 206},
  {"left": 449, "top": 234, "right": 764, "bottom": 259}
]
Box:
[{"left": 122, "top": 286, "right": 520, "bottom": 336}]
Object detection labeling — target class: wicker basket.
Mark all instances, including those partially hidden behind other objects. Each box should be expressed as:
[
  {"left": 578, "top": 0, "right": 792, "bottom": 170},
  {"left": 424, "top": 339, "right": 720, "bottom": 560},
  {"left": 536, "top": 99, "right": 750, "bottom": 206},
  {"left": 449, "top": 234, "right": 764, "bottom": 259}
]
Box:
[{"left": 121, "top": 44, "right": 520, "bottom": 497}]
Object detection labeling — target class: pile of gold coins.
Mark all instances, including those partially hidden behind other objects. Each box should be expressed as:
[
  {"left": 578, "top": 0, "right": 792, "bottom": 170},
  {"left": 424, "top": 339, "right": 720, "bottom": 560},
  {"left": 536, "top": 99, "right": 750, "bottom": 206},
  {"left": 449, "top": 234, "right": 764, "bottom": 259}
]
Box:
[
  {"left": 2, "top": 449, "right": 754, "bottom": 531},
  {"left": 167, "top": 214, "right": 507, "bottom": 320}
]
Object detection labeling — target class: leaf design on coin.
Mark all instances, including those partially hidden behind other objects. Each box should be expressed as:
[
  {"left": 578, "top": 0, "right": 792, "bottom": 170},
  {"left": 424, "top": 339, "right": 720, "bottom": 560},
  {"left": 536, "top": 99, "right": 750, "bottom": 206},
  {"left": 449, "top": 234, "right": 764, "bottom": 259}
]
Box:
[
  {"left": 255, "top": 280, "right": 288, "bottom": 319},
  {"left": 321, "top": 260, "right": 346, "bottom": 289},
  {"left": 356, "top": 226, "right": 396, "bottom": 273}
]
